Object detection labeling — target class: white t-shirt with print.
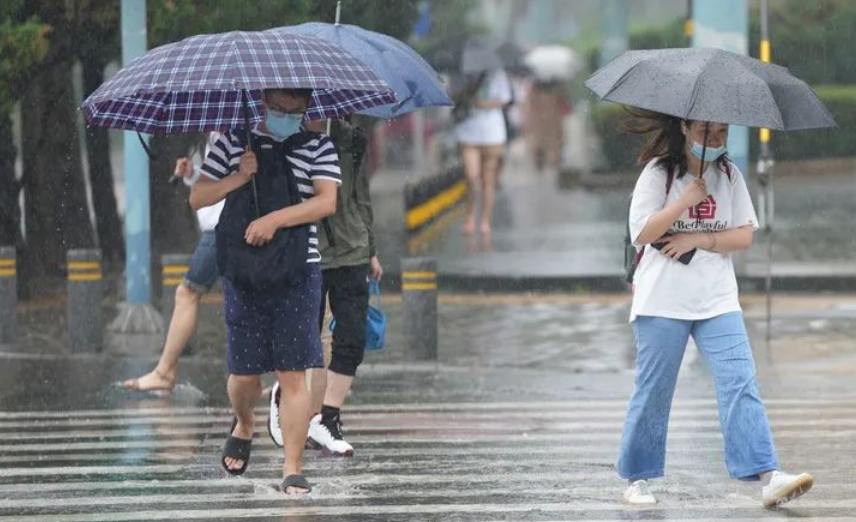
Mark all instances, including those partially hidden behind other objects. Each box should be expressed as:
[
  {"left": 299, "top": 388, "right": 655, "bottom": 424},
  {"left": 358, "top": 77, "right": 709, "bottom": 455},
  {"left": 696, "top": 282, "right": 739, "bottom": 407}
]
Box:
[
  {"left": 454, "top": 69, "right": 513, "bottom": 146},
  {"left": 629, "top": 159, "right": 759, "bottom": 322}
]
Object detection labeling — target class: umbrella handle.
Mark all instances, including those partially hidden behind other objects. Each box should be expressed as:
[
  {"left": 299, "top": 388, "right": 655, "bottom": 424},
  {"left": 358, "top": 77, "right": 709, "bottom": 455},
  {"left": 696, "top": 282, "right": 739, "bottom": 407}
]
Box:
[{"left": 242, "top": 89, "right": 261, "bottom": 218}]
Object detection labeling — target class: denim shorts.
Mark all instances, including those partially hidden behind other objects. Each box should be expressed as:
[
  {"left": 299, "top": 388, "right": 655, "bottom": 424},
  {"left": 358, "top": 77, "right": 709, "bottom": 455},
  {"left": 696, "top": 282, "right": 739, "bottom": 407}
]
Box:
[
  {"left": 183, "top": 231, "right": 218, "bottom": 293},
  {"left": 224, "top": 263, "right": 324, "bottom": 375}
]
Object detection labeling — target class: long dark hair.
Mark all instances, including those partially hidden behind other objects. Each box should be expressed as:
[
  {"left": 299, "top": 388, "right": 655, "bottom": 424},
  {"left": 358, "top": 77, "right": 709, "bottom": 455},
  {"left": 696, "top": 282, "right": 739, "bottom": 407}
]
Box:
[{"left": 620, "top": 108, "right": 731, "bottom": 180}]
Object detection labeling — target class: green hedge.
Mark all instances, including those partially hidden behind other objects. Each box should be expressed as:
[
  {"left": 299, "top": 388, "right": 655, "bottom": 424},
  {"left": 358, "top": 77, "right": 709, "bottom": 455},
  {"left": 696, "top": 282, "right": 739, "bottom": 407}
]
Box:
[
  {"left": 591, "top": 85, "right": 856, "bottom": 171},
  {"left": 757, "top": 85, "right": 856, "bottom": 161}
]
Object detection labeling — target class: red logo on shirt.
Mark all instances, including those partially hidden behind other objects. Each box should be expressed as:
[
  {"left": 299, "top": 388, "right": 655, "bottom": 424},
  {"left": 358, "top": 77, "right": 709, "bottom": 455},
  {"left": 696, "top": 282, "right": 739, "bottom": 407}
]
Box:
[{"left": 689, "top": 195, "right": 717, "bottom": 220}]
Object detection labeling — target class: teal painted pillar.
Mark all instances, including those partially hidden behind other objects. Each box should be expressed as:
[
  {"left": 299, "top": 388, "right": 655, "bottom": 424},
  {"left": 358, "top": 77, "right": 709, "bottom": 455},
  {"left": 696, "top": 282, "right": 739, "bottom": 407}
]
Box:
[
  {"left": 121, "top": 0, "right": 150, "bottom": 303},
  {"left": 600, "top": 0, "right": 628, "bottom": 67},
  {"left": 692, "top": 0, "right": 749, "bottom": 176}
]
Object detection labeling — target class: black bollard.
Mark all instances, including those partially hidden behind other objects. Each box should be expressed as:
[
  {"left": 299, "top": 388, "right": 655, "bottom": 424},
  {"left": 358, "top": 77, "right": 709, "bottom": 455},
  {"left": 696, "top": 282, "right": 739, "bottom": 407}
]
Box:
[
  {"left": 161, "top": 254, "right": 194, "bottom": 354},
  {"left": 0, "top": 246, "right": 17, "bottom": 344},
  {"left": 67, "top": 249, "right": 103, "bottom": 352},
  {"left": 401, "top": 257, "right": 438, "bottom": 360}
]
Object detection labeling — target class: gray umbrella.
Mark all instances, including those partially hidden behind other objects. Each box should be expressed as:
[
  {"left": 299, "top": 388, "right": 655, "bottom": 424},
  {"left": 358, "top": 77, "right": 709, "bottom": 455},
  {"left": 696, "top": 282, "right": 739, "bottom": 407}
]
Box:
[
  {"left": 588, "top": 47, "right": 837, "bottom": 358},
  {"left": 585, "top": 47, "right": 836, "bottom": 131}
]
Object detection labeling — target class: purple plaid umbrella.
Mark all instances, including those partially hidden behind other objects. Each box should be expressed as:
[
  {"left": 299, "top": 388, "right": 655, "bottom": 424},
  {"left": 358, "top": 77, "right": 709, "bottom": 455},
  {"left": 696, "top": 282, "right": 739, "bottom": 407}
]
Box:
[{"left": 81, "top": 30, "right": 396, "bottom": 134}]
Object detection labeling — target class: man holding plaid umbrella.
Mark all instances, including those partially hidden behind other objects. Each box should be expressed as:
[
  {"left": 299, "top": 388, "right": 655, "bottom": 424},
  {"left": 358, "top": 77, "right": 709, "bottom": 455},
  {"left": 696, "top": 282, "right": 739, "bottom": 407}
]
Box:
[
  {"left": 83, "top": 29, "right": 396, "bottom": 495},
  {"left": 190, "top": 87, "right": 340, "bottom": 494}
]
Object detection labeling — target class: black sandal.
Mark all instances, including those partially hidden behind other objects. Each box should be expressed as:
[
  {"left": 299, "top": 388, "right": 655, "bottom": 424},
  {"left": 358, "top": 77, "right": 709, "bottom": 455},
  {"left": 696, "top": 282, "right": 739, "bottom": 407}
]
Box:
[
  {"left": 282, "top": 474, "right": 312, "bottom": 494},
  {"left": 221, "top": 417, "right": 253, "bottom": 476}
]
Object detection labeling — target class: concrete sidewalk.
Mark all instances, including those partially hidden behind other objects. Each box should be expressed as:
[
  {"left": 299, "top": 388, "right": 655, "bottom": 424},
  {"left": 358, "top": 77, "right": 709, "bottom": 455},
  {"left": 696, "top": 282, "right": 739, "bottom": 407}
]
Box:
[{"left": 373, "top": 144, "right": 856, "bottom": 292}]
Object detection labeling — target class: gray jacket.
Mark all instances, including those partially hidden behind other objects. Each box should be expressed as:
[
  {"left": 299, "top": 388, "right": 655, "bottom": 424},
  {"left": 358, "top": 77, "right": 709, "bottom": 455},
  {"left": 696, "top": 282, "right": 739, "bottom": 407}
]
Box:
[{"left": 318, "top": 119, "right": 376, "bottom": 269}]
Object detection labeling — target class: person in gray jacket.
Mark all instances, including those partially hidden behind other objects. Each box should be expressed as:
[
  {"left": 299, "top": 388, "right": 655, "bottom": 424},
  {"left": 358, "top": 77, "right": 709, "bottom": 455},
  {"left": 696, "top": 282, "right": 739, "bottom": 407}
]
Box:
[{"left": 269, "top": 117, "right": 382, "bottom": 456}]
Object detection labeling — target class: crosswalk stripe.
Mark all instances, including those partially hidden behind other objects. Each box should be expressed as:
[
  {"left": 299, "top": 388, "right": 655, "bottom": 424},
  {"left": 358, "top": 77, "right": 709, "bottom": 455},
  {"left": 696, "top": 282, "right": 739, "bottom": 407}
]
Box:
[
  {"left": 2, "top": 426, "right": 854, "bottom": 446},
  {"left": 1, "top": 398, "right": 854, "bottom": 419},
  {"left": 1, "top": 488, "right": 855, "bottom": 512},
  {"left": 0, "top": 407, "right": 852, "bottom": 430},
  {"left": 0, "top": 398, "right": 850, "bottom": 520},
  {"left": 4, "top": 501, "right": 856, "bottom": 522}
]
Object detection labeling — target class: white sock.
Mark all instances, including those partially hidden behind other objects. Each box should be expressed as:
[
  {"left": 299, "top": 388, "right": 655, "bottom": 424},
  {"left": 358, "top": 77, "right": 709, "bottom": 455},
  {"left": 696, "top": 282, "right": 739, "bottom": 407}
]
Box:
[{"left": 760, "top": 471, "right": 776, "bottom": 486}]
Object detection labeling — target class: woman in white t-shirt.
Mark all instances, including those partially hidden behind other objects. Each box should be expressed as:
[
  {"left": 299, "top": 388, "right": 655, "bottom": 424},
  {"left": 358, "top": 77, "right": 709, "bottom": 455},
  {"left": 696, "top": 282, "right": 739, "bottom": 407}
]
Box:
[
  {"left": 618, "top": 113, "right": 813, "bottom": 508},
  {"left": 454, "top": 68, "right": 512, "bottom": 235}
]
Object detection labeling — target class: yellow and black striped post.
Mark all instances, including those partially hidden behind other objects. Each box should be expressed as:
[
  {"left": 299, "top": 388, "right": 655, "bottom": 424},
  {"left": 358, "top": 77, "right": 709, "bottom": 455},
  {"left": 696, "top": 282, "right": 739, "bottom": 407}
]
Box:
[
  {"left": 402, "top": 257, "right": 438, "bottom": 360},
  {"left": 67, "top": 249, "right": 103, "bottom": 352},
  {"left": 161, "top": 253, "right": 194, "bottom": 352},
  {"left": 0, "top": 246, "right": 17, "bottom": 343}
]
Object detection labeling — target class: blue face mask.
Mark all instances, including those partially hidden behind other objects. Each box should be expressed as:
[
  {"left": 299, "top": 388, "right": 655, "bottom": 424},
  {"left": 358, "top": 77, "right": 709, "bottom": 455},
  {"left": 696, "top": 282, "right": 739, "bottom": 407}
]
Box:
[
  {"left": 690, "top": 140, "right": 727, "bottom": 162},
  {"left": 265, "top": 110, "right": 303, "bottom": 140}
]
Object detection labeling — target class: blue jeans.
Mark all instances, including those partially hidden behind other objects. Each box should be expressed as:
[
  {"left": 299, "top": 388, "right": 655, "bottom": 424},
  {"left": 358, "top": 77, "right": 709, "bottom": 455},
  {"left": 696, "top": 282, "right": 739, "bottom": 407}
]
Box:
[{"left": 617, "top": 312, "right": 778, "bottom": 481}]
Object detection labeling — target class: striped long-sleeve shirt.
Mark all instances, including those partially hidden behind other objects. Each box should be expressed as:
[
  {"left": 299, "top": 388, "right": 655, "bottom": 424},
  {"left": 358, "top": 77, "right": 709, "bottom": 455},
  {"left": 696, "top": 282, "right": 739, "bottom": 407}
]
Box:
[{"left": 200, "top": 127, "right": 342, "bottom": 263}]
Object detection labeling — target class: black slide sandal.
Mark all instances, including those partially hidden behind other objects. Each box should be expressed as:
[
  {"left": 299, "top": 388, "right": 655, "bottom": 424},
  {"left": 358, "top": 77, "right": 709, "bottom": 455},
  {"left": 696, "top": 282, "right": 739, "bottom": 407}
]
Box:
[
  {"left": 221, "top": 417, "right": 253, "bottom": 476},
  {"left": 282, "top": 474, "right": 312, "bottom": 494}
]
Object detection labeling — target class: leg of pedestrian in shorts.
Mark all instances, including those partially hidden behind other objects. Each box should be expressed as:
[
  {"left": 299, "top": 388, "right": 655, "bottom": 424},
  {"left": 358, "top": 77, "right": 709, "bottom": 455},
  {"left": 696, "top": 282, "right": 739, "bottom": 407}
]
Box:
[
  {"left": 124, "top": 231, "right": 218, "bottom": 391},
  {"left": 222, "top": 265, "right": 323, "bottom": 492},
  {"left": 479, "top": 145, "right": 504, "bottom": 235},
  {"left": 460, "top": 144, "right": 482, "bottom": 235}
]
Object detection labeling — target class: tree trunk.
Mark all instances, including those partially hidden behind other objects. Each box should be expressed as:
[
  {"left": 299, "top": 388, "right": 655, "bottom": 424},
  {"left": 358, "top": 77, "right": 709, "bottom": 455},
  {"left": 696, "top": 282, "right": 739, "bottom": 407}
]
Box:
[
  {"left": 149, "top": 133, "right": 201, "bottom": 301},
  {"left": 0, "top": 113, "right": 21, "bottom": 248},
  {"left": 20, "top": 61, "right": 95, "bottom": 296},
  {"left": 81, "top": 55, "right": 124, "bottom": 272}
]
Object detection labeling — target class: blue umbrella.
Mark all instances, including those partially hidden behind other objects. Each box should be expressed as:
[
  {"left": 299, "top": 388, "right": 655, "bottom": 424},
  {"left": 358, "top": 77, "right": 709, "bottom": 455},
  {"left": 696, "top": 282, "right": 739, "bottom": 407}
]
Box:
[
  {"left": 269, "top": 23, "right": 451, "bottom": 119},
  {"left": 81, "top": 30, "right": 396, "bottom": 133}
]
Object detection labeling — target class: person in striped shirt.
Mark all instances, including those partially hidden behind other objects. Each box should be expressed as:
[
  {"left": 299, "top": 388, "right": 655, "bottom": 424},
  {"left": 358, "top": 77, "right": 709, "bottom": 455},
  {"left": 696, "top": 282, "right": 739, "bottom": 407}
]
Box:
[{"left": 189, "top": 88, "right": 340, "bottom": 495}]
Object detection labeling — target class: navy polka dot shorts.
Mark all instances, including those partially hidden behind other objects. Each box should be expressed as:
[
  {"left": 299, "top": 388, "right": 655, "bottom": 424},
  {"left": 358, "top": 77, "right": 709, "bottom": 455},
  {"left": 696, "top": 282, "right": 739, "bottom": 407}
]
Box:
[{"left": 223, "top": 263, "right": 324, "bottom": 375}]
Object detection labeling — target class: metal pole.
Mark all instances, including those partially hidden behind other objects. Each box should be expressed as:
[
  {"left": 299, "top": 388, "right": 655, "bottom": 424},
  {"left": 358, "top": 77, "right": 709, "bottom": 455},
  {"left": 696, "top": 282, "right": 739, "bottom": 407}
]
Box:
[
  {"left": 685, "top": 0, "right": 694, "bottom": 46},
  {"left": 335, "top": 1, "right": 342, "bottom": 25},
  {"left": 121, "top": 0, "right": 150, "bottom": 305},
  {"left": 110, "top": 0, "right": 164, "bottom": 338},
  {"left": 757, "top": 0, "right": 775, "bottom": 354}
]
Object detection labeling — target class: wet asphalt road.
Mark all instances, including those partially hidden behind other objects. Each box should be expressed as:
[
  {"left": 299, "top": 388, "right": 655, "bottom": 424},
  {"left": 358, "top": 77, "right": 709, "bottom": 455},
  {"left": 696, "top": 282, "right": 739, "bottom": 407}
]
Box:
[{"left": 2, "top": 293, "right": 856, "bottom": 521}]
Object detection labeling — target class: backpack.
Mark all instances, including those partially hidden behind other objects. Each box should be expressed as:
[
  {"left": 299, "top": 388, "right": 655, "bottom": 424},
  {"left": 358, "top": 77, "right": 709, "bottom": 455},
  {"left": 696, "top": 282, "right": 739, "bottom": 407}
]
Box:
[
  {"left": 624, "top": 170, "right": 674, "bottom": 284},
  {"left": 215, "top": 132, "right": 316, "bottom": 290}
]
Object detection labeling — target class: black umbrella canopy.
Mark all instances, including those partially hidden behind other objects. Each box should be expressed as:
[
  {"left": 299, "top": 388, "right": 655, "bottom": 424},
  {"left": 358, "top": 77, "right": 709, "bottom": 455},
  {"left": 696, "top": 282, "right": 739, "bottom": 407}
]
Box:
[
  {"left": 461, "top": 37, "right": 503, "bottom": 74},
  {"left": 586, "top": 48, "right": 836, "bottom": 131}
]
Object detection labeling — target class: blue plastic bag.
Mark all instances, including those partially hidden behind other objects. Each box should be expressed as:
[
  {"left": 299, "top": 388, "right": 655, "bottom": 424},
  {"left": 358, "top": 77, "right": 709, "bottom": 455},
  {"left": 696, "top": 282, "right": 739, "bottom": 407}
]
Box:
[{"left": 329, "top": 280, "right": 386, "bottom": 351}]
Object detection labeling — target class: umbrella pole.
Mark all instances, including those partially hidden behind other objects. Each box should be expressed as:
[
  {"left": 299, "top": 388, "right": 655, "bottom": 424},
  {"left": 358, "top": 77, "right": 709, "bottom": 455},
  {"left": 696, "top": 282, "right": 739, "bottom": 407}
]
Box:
[
  {"left": 242, "top": 89, "right": 261, "bottom": 217},
  {"left": 327, "top": 0, "right": 341, "bottom": 137}
]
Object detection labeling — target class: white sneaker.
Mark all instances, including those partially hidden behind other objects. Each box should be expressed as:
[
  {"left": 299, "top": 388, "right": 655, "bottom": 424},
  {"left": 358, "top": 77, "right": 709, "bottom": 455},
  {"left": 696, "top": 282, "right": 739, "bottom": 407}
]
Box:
[
  {"left": 762, "top": 471, "right": 814, "bottom": 507},
  {"left": 267, "top": 382, "right": 283, "bottom": 447},
  {"left": 308, "top": 413, "right": 354, "bottom": 457},
  {"left": 623, "top": 480, "right": 657, "bottom": 505}
]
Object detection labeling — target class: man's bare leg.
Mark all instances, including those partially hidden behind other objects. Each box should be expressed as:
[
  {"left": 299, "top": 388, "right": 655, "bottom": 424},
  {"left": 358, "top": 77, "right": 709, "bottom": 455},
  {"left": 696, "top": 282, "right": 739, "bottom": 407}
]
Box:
[
  {"left": 278, "top": 370, "right": 311, "bottom": 494},
  {"left": 223, "top": 374, "right": 260, "bottom": 471},
  {"left": 123, "top": 284, "right": 202, "bottom": 391}
]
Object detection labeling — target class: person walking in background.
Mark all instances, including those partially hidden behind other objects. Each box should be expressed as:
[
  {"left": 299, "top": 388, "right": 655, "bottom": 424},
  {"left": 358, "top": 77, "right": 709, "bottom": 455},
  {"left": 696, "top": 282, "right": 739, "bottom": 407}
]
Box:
[
  {"left": 268, "top": 117, "right": 382, "bottom": 457},
  {"left": 123, "top": 133, "right": 222, "bottom": 392},
  {"left": 617, "top": 112, "right": 813, "bottom": 508},
  {"left": 453, "top": 67, "right": 513, "bottom": 236},
  {"left": 523, "top": 78, "right": 569, "bottom": 172},
  {"left": 190, "top": 88, "right": 340, "bottom": 495}
]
